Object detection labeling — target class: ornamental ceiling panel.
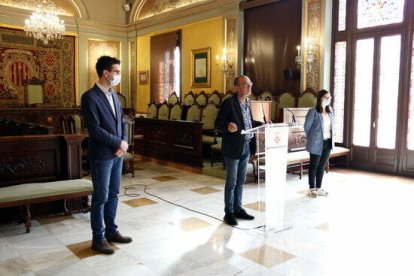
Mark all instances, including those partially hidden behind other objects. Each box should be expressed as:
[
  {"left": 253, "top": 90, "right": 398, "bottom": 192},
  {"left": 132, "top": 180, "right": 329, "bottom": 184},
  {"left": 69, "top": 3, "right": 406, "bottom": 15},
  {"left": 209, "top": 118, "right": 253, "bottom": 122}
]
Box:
[
  {"left": 0, "top": 0, "right": 77, "bottom": 16},
  {"left": 136, "top": 0, "right": 207, "bottom": 20}
]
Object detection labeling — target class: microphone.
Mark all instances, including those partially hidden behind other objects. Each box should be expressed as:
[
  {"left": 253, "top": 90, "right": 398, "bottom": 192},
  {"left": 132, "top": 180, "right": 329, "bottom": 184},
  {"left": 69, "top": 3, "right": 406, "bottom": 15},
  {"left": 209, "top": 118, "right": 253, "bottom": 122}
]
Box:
[{"left": 274, "top": 101, "right": 297, "bottom": 126}]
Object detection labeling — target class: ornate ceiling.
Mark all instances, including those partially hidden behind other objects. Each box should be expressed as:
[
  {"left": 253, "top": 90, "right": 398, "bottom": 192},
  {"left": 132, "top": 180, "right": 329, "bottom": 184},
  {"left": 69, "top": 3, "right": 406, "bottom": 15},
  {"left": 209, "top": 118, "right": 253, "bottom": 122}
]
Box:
[
  {"left": 135, "top": 0, "right": 208, "bottom": 21},
  {"left": 0, "top": 0, "right": 78, "bottom": 16}
]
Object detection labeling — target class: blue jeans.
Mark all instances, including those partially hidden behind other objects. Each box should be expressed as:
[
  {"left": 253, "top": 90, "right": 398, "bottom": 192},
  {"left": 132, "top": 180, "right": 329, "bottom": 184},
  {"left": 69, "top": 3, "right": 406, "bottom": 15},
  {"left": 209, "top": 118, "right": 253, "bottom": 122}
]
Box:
[
  {"left": 90, "top": 157, "right": 123, "bottom": 242},
  {"left": 224, "top": 142, "right": 250, "bottom": 214}
]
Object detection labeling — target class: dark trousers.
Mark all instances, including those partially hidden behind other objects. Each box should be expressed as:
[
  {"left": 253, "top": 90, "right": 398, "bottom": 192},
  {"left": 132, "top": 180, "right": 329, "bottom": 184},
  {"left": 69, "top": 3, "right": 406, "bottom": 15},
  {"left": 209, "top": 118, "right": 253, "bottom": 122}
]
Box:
[{"left": 308, "top": 139, "right": 332, "bottom": 189}]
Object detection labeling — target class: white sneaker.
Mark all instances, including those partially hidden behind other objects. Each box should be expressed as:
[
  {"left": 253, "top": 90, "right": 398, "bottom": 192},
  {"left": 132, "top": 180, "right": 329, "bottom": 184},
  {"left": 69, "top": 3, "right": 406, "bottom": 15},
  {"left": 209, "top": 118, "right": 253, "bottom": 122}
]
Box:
[
  {"left": 317, "top": 189, "right": 328, "bottom": 196},
  {"left": 308, "top": 189, "right": 318, "bottom": 198}
]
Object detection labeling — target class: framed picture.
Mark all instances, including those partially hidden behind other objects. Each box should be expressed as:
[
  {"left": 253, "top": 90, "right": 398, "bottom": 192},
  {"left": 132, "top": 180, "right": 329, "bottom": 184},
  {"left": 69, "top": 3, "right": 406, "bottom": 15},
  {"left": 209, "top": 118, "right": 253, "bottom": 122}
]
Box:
[
  {"left": 139, "top": 70, "right": 148, "bottom": 85},
  {"left": 191, "top": 47, "right": 211, "bottom": 88}
]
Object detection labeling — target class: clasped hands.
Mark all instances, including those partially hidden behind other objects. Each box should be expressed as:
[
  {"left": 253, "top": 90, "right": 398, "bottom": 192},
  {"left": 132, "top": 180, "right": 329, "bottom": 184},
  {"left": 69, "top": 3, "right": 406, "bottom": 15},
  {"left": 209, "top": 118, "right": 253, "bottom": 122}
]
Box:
[{"left": 114, "top": 140, "right": 129, "bottom": 157}]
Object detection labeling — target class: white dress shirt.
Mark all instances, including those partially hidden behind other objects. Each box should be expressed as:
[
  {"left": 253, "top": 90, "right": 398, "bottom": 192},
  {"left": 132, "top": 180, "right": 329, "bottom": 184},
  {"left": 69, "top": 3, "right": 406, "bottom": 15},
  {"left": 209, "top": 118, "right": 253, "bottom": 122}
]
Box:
[{"left": 96, "top": 82, "right": 116, "bottom": 116}]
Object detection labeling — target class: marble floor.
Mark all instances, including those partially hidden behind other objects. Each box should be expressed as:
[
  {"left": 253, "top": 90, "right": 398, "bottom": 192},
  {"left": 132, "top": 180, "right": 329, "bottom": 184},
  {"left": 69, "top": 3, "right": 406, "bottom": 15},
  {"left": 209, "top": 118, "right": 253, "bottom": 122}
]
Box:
[{"left": 0, "top": 162, "right": 413, "bottom": 276}]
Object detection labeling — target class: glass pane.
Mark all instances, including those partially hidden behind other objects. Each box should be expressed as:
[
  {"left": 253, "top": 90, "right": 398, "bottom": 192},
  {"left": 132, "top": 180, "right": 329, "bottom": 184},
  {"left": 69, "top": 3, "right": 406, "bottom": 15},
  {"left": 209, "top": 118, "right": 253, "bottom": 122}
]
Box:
[
  {"left": 333, "top": 42, "right": 346, "bottom": 143},
  {"left": 408, "top": 35, "right": 414, "bottom": 150},
  {"left": 353, "top": 39, "right": 374, "bottom": 147},
  {"left": 377, "top": 35, "right": 401, "bottom": 149},
  {"left": 357, "top": 0, "right": 405, "bottom": 29},
  {"left": 338, "top": 0, "right": 346, "bottom": 31}
]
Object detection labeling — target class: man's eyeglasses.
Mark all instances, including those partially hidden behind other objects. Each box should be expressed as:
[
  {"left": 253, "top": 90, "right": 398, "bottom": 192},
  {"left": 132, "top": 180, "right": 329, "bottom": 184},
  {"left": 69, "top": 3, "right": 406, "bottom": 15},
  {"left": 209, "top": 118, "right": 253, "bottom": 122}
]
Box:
[
  {"left": 111, "top": 70, "right": 121, "bottom": 75},
  {"left": 238, "top": 82, "right": 253, "bottom": 88}
]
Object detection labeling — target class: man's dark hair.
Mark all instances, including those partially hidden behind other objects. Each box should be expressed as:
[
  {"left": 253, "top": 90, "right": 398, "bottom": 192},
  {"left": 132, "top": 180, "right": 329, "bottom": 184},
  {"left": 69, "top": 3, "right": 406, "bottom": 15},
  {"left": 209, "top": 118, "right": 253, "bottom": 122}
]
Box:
[{"left": 96, "top": 56, "right": 120, "bottom": 78}]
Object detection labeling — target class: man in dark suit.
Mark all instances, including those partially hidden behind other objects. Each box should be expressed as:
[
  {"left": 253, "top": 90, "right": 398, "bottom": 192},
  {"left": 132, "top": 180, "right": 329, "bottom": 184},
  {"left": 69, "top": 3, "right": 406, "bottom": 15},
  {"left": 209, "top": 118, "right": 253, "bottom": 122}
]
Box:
[
  {"left": 215, "top": 75, "right": 263, "bottom": 226},
  {"left": 81, "top": 56, "right": 132, "bottom": 254}
]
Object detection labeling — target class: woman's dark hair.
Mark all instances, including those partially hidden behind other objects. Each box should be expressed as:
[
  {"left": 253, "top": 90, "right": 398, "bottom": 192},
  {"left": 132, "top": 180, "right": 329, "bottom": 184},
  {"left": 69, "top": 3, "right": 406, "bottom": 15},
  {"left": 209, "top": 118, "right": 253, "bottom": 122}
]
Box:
[
  {"left": 316, "top": 89, "right": 331, "bottom": 113},
  {"left": 95, "top": 56, "right": 120, "bottom": 78}
]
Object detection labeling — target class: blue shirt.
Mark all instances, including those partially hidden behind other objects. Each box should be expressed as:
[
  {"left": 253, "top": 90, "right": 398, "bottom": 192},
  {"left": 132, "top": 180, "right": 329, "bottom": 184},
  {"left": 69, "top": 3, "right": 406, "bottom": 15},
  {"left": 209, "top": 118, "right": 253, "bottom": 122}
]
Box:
[{"left": 239, "top": 98, "right": 253, "bottom": 142}]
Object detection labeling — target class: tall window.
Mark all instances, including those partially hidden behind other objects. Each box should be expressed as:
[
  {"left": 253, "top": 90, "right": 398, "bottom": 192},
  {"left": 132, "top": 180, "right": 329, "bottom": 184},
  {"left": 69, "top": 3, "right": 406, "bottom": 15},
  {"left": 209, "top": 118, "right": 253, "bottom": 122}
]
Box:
[
  {"left": 408, "top": 36, "right": 414, "bottom": 150},
  {"left": 377, "top": 35, "right": 401, "bottom": 149},
  {"left": 332, "top": 0, "right": 413, "bottom": 174},
  {"left": 352, "top": 39, "right": 374, "bottom": 147},
  {"left": 357, "top": 0, "right": 404, "bottom": 29},
  {"left": 333, "top": 42, "right": 346, "bottom": 143}
]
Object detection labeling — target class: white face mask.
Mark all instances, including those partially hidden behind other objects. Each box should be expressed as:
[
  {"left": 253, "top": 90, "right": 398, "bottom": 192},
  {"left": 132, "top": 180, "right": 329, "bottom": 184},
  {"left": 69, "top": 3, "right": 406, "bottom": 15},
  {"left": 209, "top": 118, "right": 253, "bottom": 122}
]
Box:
[
  {"left": 108, "top": 74, "right": 121, "bottom": 87},
  {"left": 322, "top": 98, "right": 331, "bottom": 108}
]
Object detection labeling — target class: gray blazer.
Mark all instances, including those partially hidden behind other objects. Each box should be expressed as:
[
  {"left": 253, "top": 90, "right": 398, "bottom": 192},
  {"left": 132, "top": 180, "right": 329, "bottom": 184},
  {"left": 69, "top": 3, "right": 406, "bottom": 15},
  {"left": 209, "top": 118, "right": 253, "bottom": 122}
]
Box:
[
  {"left": 303, "top": 107, "right": 334, "bottom": 155},
  {"left": 81, "top": 84, "right": 126, "bottom": 161}
]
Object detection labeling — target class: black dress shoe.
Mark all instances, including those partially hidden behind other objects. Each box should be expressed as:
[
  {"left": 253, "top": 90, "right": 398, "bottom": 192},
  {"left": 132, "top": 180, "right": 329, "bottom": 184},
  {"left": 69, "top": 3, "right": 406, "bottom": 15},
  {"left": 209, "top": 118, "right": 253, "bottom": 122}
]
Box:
[
  {"left": 105, "top": 231, "right": 133, "bottom": 243},
  {"left": 234, "top": 209, "right": 255, "bottom": 220},
  {"left": 91, "top": 240, "right": 114, "bottom": 254},
  {"left": 223, "top": 213, "right": 238, "bottom": 226}
]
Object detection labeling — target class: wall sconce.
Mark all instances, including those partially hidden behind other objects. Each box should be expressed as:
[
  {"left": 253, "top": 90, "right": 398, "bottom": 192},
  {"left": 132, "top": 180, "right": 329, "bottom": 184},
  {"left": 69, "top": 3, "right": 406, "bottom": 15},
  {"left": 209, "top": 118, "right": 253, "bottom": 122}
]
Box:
[
  {"left": 215, "top": 48, "right": 234, "bottom": 77},
  {"left": 295, "top": 37, "right": 317, "bottom": 72}
]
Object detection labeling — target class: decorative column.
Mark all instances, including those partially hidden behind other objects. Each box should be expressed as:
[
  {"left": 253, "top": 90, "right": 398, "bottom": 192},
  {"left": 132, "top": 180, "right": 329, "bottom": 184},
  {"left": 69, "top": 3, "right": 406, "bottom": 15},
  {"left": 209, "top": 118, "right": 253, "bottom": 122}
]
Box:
[{"left": 305, "top": 0, "right": 321, "bottom": 91}]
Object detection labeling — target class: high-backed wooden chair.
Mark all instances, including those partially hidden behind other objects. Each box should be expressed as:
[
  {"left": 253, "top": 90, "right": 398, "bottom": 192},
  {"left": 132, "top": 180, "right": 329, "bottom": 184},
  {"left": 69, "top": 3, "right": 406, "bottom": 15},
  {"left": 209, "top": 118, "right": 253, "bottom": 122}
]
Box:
[
  {"left": 201, "top": 103, "right": 220, "bottom": 146},
  {"left": 123, "top": 117, "right": 135, "bottom": 177},
  {"left": 195, "top": 91, "right": 208, "bottom": 106},
  {"left": 116, "top": 92, "right": 127, "bottom": 109},
  {"left": 169, "top": 103, "right": 183, "bottom": 121},
  {"left": 222, "top": 90, "right": 234, "bottom": 102},
  {"left": 259, "top": 91, "right": 276, "bottom": 121},
  {"left": 207, "top": 90, "right": 222, "bottom": 106},
  {"left": 60, "top": 115, "right": 76, "bottom": 134},
  {"left": 157, "top": 102, "right": 170, "bottom": 120},
  {"left": 147, "top": 102, "right": 158, "bottom": 118},
  {"left": 167, "top": 91, "right": 179, "bottom": 105},
  {"left": 278, "top": 92, "right": 296, "bottom": 107},
  {"left": 298, "top": 89, "right": 317, "bottom": 107},
  {"left": 185, "top": 103, "right": 202, "bottom": 122},
  {"left": 183, "top": 91, "right": 196, "bottom": 105}
]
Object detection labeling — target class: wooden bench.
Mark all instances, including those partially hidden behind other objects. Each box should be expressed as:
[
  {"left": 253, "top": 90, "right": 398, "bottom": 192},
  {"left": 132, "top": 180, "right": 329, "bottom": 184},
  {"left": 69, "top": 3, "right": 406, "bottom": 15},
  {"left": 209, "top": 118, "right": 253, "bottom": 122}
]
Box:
[
  {"left": 0, "top": 179, "right": 92, "bottom": 233},
  {"left": 0, "top": 134, "right": 92, "bottom": 232},
  {"left": 287, "top": 146, "right": 350, "bottom": 179}
]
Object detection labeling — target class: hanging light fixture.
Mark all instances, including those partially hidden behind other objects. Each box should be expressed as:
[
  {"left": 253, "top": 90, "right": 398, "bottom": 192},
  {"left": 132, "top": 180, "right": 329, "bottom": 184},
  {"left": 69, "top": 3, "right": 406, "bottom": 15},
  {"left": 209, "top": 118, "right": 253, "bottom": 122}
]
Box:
[{"left": 24, "top": 0, "right": 65, "bottom": 45}]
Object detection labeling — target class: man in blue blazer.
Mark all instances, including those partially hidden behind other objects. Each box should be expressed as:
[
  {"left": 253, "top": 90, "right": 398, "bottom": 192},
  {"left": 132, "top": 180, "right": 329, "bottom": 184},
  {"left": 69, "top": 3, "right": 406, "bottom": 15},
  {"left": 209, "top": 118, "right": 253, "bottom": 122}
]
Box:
[
  {"left": 215, "top": 75, "right": 263, "bottom": 226},
  {"left": 81, "top": 56, "right": 132, "bottom": 254}
]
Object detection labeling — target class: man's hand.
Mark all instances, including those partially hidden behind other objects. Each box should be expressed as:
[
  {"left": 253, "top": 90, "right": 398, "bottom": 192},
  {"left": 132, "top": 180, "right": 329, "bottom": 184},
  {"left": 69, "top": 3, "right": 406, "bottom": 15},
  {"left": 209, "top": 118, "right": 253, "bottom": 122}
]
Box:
[
  {"left": 114, "top": 140, "right": 129, "bottom": 157},
  {"left": 120, "top": 140, "right": 128, "bottom": 152},
  {"left": 228, "top": 122, "right": 237, "bottom": 133}
]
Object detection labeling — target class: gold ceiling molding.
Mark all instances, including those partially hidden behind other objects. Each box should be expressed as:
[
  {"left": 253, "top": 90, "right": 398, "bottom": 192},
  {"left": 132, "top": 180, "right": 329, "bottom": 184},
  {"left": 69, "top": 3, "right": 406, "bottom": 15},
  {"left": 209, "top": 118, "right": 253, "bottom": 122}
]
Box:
[
  {"left": 0, "top": 0, "right": 88, "bottom": 19},
  {"left": 134, "top": 0, "right": 208, "bottom": 21}
]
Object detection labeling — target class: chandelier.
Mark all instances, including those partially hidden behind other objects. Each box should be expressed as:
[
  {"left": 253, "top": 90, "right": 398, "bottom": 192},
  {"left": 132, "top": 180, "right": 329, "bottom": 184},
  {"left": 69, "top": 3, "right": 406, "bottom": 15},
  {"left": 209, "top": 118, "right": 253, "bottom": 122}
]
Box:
[{"left": 24, "top": 0, "right": 65, "bottom": 45}]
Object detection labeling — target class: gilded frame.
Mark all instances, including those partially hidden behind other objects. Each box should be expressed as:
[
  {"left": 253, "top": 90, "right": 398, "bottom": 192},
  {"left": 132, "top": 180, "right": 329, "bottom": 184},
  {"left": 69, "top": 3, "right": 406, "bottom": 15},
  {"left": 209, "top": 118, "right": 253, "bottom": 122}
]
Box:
[{"left": 191, "top": 47, "right": 211, "bottom": 88}]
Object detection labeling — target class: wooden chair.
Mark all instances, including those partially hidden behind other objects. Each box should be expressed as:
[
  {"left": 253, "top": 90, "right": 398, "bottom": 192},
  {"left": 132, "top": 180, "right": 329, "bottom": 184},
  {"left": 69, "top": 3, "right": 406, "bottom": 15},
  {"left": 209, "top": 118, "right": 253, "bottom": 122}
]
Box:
[
  {"left": 183, "top": 91, "right": 196, "bottom": 106},
  {"left": 147, "top": 102, "right": 158, "bottom": 118},
  {"left": 207, "top": 90, "right": 222, "bottom": 106},
  {"left": 185, "top": 103, "right": 202, "bottom": 122},
  {"left": 157, "top": 102, "right": 170, "bottom": 120},
  {"left": 116, "top": 92, "right": 127, "bottom": 109},
  {"left": 278, "top": 92, "right": 296, "bottom": 107},
  {"left": 298, "top": 89, "right": 317, "bottom": 107},
  {"left": 123, "top": 117, "right": 135, "bottom": 177},
  {"left": 169, "top": 103, "right": 183, "bottom": 121},
  {"left": 222, "top": 90, "right": 234, "bottom": 102},
  {"left": 259, "top": 91, "right": 276, "bottom": 121},
  {"left": 201, "top": 103, "right": 220, "bottom": 146},
  {"left": 195, "top": 91, "right": 208, "bottom": 106},
  {"left": 60, "top": 115, "right": 76, "bottom": 134},
  {"left": 167, "top": 91, "right": 179, "bottom": 105}
]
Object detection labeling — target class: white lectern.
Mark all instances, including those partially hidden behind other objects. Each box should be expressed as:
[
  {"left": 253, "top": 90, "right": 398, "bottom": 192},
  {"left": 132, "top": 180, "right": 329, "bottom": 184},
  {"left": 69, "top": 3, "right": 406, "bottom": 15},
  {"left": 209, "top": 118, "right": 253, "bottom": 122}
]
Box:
[{"left": 242, "top": 123, "right": 289, "bottom": 231}]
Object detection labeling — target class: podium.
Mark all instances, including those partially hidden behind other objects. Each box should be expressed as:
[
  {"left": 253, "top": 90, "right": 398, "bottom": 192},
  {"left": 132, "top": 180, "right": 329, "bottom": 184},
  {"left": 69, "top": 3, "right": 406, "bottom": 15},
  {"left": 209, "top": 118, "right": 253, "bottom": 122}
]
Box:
[{"left": 242, "top": 123, "right": 289, "bottom": 231}]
